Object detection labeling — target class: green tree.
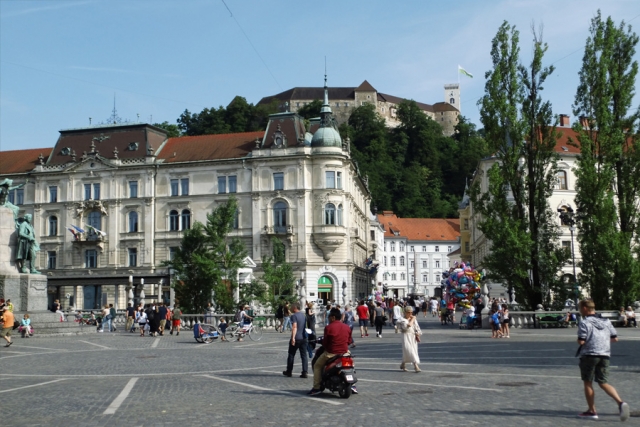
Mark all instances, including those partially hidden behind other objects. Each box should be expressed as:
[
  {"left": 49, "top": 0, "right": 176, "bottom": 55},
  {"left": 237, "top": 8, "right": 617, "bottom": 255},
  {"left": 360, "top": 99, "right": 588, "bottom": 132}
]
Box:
[
  {"left": 470, "top": 22, "right": 568, "bottom": 309},
  {"left": 260, "top": 238, "right": 298, "bottom": 311},
  {"left": 164, "top": 198, "right": 247, "bottom": 314},
  {"left": 572, "top": 12, "right": 640, "bottom": 309},
  {"left": 296, "top": 99, "right": 323, "bottom": 120},
  {"left": 153, "top": 121, "right": 181, "bottom": 138}
]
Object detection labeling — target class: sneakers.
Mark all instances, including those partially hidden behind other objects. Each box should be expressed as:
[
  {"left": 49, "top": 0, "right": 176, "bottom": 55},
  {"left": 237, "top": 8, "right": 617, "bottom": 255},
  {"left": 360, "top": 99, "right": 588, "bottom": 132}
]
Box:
[
  {"left": 4, "top": 342, "right": 12, "bottom": 347},
  {"left": 378, "top": 334, "right": 382, "bottom": 338},
  {"left": 282, "top": 371, "right": 292, "bottom": 377},
  {"left": 307, "top": 388, "right": 322, "bottom": 396},
  {"left": 300, "top": 372, "right": 308, "bottom": 378},
  {"left": 351, "top": 386, "right": 358, "bottom": 394},
  {"left": 365, "top": 334, "right": 369, "bottom": 337},
  {"left": 375, "top": 333, "right": 379, "bottom": 338},
  {"left": 620, "top": 402, "right": 630, "bottom": 422},
  {"left": 577, "top": 411, "right": 598, "bottom": 420},
  {"left": 361, "top": 334, "right": 364, "bottom": 338}
]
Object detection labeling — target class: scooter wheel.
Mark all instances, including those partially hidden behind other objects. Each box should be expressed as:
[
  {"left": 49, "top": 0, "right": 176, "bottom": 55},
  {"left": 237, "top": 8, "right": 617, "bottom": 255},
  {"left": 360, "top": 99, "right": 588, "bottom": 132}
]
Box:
[{"left": 338, "top": 384, "right": 352, "bottom": 399}]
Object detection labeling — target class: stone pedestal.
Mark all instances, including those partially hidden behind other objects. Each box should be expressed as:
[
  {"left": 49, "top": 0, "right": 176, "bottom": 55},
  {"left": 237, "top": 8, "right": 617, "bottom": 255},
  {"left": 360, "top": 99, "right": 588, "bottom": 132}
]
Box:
[
  {"left": 0, "top": 272, "right": 48, "bottom": 311},
  {"left": 0, "top": 206, "right": 17, "bottom": 272}
]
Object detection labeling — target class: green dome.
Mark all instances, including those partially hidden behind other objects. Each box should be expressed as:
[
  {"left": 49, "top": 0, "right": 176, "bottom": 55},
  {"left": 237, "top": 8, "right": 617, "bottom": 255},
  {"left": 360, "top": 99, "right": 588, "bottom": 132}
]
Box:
[{"left": 311, "top": 126, "right": 342, "bottom": 147}]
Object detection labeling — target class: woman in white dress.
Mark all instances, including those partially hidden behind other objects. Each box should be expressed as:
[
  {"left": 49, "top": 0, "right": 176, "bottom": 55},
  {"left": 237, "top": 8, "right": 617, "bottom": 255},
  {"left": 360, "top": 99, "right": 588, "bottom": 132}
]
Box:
[{"left": 397, "top": 306, "right": 422, "bottom": 372}]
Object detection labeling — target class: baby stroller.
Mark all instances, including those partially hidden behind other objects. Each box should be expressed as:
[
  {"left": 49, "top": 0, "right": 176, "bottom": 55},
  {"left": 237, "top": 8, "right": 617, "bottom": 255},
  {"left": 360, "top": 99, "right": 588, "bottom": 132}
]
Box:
[{"left": 459, "top": 314, "right": 468, "bottom": 329}]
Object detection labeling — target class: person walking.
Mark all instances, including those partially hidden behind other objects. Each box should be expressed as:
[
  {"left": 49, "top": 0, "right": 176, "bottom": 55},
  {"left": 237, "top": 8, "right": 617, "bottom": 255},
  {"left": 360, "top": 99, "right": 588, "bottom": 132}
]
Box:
[
  {"left": 125, "top": 303, "right": 135, "bottom": 333},
  {"left": 275, "top": 303, "right": 285, "bottom": 333},
  {"left": 356, "top": 300, "right": 370, "bottom": 338},
  {"left": 501, "top": 304, "right": 511, "bottom": 338},
  {"left": 397, "top": 306, "right": 422, "bottom": 372},
  {"left": 283, "top": 303, "right": 309, "bottom": 378},
  {"left": 136, "top": 307, "right": 147, "bottom": 337},
  {"left": 576, "top": 299, "right": 629, "bottom": 421},
  {"left": 109, "top": 304, "right": 117, "bottom": 332},
  {"left": 1, "top": 306, "right": 14, "bottom": 347},
  {"left": 170, "top": 304, "right": 182, "bottom": 335},
  {"left": 342, "top": 305, "right": 356, "bottom": 348},
  {"left": 158, "top": 303, "right": 168, "bottom": 335},
  {"left": 373, "top": 301, "right": 385, "bottom": 338},
  {"left": 99, "top": 304, "right": 110, "bottom": 332},
  {"left": 393, "top": 301, "right": 403, "bottom": 333},
  {"left": 281, "top": 303, "right": 292, "bottom": 333}
]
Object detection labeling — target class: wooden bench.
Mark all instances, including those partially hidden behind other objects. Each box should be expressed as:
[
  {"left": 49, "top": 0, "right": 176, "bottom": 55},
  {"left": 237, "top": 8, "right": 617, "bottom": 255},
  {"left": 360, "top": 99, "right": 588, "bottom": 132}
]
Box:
[{"left": 534, "top": 313, "right": 578, "bottom": 328}]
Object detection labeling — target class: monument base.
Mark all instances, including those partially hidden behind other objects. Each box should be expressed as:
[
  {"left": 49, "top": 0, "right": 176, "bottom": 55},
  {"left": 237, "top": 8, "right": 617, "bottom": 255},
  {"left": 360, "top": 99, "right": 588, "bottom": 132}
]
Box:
[
  {"left": 12, "top": 310, "right": 91, "bottom": 336},
  {"left": 0, "top": 272, "right": 48, "bottom": 311}
]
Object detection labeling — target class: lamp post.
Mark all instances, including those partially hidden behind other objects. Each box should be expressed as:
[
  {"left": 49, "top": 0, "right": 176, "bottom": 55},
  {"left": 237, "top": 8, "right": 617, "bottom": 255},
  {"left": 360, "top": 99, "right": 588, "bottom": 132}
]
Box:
[
  {"left": 342, "top": 280, "right": 347, "bottom": 306},
  {"left": 558, "top": 207, "right": 579, "bottom": 308}
]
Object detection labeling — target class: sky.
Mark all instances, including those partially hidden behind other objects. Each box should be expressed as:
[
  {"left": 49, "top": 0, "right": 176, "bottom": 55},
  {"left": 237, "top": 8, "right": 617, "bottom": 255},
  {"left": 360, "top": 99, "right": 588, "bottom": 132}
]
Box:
[{"left": 1, "top": 0, "right": 639, "bottom": 152}]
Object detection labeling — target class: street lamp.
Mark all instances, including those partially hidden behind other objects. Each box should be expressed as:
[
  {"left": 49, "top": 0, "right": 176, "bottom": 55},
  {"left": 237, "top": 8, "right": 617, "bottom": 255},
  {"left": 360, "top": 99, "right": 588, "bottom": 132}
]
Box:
[
  {"left": 342, "top": 280, "right": 347, "bottom": 305},
  {"left": 558, "top": 207, "right": 579, "bottom": 307}
]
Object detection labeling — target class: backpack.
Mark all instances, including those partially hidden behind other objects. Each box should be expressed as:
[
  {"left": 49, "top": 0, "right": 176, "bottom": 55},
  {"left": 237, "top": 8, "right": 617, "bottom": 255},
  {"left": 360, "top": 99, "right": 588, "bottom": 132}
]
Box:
[{"left": 233, "top": 310, "right": 242, "bottom": 322}]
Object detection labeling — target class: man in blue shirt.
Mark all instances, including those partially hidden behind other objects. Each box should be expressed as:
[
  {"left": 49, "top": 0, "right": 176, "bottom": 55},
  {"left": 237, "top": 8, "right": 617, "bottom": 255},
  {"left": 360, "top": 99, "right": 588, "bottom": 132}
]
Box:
[{"left": 283, "top": 303, "right": 308, "bottom": 378}]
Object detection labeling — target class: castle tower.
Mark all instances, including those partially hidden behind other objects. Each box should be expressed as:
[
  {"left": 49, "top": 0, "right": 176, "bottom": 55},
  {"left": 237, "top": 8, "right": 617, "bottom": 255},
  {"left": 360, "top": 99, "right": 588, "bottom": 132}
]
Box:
[{"left": 444, "top": 83, "right": 460, "bottom": 113}]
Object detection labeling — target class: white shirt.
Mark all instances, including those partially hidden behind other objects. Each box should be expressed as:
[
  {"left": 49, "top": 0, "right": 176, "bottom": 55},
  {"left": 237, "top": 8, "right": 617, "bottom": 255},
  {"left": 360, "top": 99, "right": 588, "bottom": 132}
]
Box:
[
  {"left": 137, "top": 312, "right": 147, "bottom": 323},
  {"left": 626, "top": 310, "right": 635, "bottom": 319},
  {"left": 393, "top": 305, "right": 402, "bottom": 320},
  {"left": 430, "top": 300, "right": 438, "bottom": 310},
  {"left": 465, "top": 307, "right": 475, "bottom": 317}
]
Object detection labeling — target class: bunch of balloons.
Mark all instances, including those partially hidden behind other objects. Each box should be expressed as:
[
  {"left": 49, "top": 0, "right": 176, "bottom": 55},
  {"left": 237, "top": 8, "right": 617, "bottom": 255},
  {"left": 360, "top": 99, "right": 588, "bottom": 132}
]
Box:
[{"left": 442, "top": 262, "right": 484, "bottom": 309}]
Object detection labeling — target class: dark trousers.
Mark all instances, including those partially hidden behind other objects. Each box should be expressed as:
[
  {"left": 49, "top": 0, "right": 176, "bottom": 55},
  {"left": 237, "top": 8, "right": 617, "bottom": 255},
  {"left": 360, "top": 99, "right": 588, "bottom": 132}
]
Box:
[{"left": 286, "top": 338, "right": 308, "bottom": 374}]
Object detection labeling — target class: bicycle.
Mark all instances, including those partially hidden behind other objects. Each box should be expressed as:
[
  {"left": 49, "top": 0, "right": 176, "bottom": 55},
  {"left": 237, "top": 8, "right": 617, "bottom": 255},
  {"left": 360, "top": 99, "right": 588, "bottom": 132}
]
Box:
[{"left": 225, "top": 317, "right": 265, "bottom": 341}]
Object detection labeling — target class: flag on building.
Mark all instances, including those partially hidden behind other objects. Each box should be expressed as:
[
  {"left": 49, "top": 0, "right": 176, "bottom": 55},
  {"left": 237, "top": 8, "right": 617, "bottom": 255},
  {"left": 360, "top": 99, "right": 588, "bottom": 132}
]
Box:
[
  {"left": 85, "top": 224, "right": 107, "bottom": 237},
  {"left": 67, "top": 227, "right": 80, "bottom": 241},
  {"left": 458, "top": 65, "right": 473, "bottom": 78},
  {"left": 71, "top": 224, "right": 85, "bottom": 234}
]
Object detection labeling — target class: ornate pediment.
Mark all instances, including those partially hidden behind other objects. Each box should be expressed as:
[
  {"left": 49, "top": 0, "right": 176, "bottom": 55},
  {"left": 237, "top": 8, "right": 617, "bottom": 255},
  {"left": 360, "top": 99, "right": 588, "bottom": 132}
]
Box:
[
  {"left": 74, "top": 200, "right": 108, "bottom": 218},
  {"left": 63, "top": 155, "right": 117, "bottom": 174}
]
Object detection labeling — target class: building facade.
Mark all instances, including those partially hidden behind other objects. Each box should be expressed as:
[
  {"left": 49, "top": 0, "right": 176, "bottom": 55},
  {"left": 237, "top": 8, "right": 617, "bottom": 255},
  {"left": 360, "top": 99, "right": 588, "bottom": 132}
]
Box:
[
  {"left": 376, "top": 212, "right": 460, "bottom": 298},
  {"left": 0, "top": 81, "right": 375, "bottom": 311},
  {"left": 259, "top": 81, "right": 460, "bottom": 135}
]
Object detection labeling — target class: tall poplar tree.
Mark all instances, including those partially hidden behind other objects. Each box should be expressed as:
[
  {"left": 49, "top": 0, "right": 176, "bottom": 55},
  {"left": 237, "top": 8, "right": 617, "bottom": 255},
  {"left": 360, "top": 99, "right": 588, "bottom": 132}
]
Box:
[
  {"left": 572, "top": 12, "right": 640, "bottom": 309},
  {"left": 471, "top": 22, "right": 568, "bottom": 309}
]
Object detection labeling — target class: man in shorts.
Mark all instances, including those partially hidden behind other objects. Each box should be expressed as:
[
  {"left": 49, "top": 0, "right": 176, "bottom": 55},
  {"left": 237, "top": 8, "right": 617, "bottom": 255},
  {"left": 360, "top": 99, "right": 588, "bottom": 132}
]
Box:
[
  {"left": 170, "top": 304, "right": 182, "bottom": 336},
  {"left": 356, "top": 300, "right": 369, "bottom": 337},
  {"left": 576, "top": 299, "right": 629, "bottom": 421},
  {"left": 1, "top": 306, "right": 14, "bottom": 347}
]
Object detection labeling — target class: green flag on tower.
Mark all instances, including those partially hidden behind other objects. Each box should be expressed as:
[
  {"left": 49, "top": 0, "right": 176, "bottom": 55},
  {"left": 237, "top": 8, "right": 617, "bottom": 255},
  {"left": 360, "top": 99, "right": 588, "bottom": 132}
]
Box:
[{"left": 458, "top": 65, "right": 473, "bottom": 78}]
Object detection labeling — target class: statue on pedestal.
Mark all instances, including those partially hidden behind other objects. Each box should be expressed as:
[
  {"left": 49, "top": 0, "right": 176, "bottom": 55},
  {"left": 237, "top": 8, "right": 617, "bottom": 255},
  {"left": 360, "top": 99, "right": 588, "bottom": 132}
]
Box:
[
  {"left": 16, "top": 214, "right": 40, "bottom": 274},
  {"left": 0, "top": 178, "right": 23, "bottom": 220}
]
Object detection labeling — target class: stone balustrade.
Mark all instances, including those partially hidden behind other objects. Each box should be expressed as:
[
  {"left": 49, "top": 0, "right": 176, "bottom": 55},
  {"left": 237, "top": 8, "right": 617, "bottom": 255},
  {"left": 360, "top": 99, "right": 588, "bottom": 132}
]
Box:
[{"left": 102, "top": 312, "right": 280, "bottom": 331}]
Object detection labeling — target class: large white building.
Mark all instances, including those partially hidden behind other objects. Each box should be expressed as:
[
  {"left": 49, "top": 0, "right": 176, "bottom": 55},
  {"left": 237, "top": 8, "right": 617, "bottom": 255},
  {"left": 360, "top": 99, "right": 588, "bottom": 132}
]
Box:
[
  {"left": 375, "top": 211, "right": 460, "bottom": 298},
  {"left": 0, "top": 79, "right": 379, "bottom": 311}
]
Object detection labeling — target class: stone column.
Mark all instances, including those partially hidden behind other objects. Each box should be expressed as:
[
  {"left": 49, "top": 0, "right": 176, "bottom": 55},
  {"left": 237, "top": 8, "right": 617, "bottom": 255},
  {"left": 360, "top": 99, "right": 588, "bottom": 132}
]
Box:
[
  {"left": 114, "top": 284, "right": 120, "bottom": 310},
  {"left": 73, "top": 285, "right": 78, "bottom": 310}
]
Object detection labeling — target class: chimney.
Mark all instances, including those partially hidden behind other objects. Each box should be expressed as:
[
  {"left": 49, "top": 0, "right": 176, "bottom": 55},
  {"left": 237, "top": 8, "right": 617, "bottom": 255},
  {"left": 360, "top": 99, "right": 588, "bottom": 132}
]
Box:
[
  {"left": 579, "top": 116, "right": 591, "bottom": 130},
  {"left": 559, "top": 114, "right": 570, "bottom": 127}
]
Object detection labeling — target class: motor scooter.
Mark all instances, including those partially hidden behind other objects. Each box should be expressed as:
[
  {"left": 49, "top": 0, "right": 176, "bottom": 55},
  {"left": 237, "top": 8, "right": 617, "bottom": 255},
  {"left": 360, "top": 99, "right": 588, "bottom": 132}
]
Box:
[{"left": 311, "top": 336, "right": 357, "bottom": 398}]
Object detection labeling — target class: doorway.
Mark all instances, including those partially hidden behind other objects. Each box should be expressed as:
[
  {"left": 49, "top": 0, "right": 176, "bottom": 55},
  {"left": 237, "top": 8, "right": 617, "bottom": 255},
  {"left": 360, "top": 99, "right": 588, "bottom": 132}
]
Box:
[
  {"left": 83, "top": 285, "right": 102, "bottom": 310},
  {"left": 318, "top": 276, "right": 333, "bottom": 304}
]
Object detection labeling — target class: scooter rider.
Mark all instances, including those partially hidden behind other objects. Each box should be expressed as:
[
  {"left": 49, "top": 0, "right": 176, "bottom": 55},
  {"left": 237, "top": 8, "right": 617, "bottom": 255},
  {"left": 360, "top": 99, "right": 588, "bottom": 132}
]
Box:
[{"left": 308, "top": 308, "right": 353, "bottom": 396}]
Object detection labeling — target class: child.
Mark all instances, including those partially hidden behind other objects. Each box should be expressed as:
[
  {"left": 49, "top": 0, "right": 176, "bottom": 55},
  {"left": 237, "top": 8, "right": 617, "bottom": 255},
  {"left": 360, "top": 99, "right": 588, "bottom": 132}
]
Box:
[
  {"left": 491, "top": 309, "right": 503, "bottom": 338},
  {"left": 137, "top": 309, "right": 148, "bottom": 337},
  {"left": 20, "top": 313, "right": 32, "bottom": 337},
  {"left": 501, "top": 304, "right": 510, "bottom": 338},
  {"left": 218, "top": 317, "right": 228, "bottom": 341}
]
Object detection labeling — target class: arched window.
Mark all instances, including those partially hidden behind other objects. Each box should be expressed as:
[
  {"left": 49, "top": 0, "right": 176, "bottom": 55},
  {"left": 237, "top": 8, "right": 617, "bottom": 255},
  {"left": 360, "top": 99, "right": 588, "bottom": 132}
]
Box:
[
  {"left": 391, "top": 273, "right": 397, "bottom": 280},
  {"left": 324, "top": 203, "right": 336, "bottom": 225},
  {"left": 169, "top": 210, "right": 179, "bottom": 231},
  {"left": 274, "top": 202, "right": 287, "bottom": 233},
  {"left": 557, "top": 170, "right": 568, "bottom": 190},
  {"left": 400, "top": 242, "right": 405, "bottom": 251},
  {"left": 48, "top": 216, "right": 57, "bottom": 236},
  {"left": 181, "top": 209, "right": 191, "bottom": 230},
  {"left": 391, "top": 256, "right": 396, "bottom": 266},
  {"left": 400, "top": 256, "right": 405, "bottom": 266},
  {"left": 337, "top": 204, "right": 343, "bottom": 226},
  {"left": 128, "top": 211, "right": 138, "bottom": 233},
  {"left": 450, "top": 97, "right": 455, "bottom": 104},
  {"left": 87, "top": 211, "right": 101, "bottom": 231}
]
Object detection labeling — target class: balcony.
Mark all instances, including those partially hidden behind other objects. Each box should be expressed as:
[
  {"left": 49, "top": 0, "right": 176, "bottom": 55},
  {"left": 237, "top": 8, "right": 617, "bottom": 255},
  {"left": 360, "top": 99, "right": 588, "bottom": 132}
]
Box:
[
  {"left": 312, "top": 225, "right": 346, "bottom": 261},
  {"left": 262, "top": 225, "right": 294, "bottom": 235}
]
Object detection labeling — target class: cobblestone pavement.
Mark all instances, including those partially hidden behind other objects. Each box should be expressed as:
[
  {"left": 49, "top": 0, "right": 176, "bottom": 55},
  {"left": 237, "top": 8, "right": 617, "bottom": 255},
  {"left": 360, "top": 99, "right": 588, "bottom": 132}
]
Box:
[{"left": 1, "top": 317, "right": 639, "bottom": 427}]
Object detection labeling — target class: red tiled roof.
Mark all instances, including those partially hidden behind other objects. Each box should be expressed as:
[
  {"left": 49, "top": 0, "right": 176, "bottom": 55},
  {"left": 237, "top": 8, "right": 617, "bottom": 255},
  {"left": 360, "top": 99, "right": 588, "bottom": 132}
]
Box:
[
  {"left": 158, "top": 131, "right": 263, "bottom": 163},
  {"left": 377, "top": 212, "right": 460, "bottom": 241},
  {"left": 554, "top": 127, "right": 582, "bottom": 154},
  {"left": 0, "top": 148, "right": 51, "bottom": 175}
]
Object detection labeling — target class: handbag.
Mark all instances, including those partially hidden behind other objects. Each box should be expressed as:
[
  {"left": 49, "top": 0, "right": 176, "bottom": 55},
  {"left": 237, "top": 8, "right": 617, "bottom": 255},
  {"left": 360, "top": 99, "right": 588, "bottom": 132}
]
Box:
[{"left": 13, "top": 320, "right": 20, "bottom": 330}]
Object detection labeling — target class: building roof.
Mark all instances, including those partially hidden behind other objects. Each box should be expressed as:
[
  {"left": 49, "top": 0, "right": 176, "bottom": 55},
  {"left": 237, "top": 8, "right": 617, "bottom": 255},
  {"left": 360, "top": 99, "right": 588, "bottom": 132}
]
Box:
[
  {"left": 0, "top": 148, "right": 51, "bottom": 175},
  {"left": 355, "top": 80, "right": 377, "bottom": 92},
  {"left": 377, "top": 212, "right": 460, "bottom": 242},
  {"left": 448, "top": 247, "right": 462, "bottom": 256},
  {"left": 554, "top": 127, "right": 582, "bottom": 154},
  {"left": 158, "top": 131, "right": 263, "bottom": 163},
  {"left": 258, "top": 87, "right": 356, "bottom": 105}
]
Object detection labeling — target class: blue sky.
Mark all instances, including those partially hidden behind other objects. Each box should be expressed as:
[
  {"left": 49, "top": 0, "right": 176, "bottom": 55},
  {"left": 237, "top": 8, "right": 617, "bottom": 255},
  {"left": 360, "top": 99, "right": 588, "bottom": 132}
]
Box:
[{"left": 1, "top": 0, "right": 639, "bottom": 152}]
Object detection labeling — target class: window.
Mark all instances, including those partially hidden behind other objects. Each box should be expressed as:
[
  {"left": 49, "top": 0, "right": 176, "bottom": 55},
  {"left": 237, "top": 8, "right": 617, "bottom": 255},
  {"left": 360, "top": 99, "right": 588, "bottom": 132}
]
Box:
[
  {"left": 84, "top": 183, "right": 100, "bottom": 200},
  {"left": 84, "top": 184, "right": 91, "bottom": 201},
  {"left": 169, "top": 247, "right": 178, "bottom": 261},
  {"left": 128, "top": 211, "right": 138, "bottom": 232},
  {"left": 447, "top": 246, "right": 452, "bottom": 253},
  {"left": 390, "top": 242, "right": 396, "bottom": 252},
  {"left": 228, "top": 176, "right": 237, "bottom": 193},
  {"left": 435, "top": 246, "right": 440, "bottom": 252},
  {"left": 383, "top": 256, "right": 387, "bottom": 266},
  {"left": 337, "top": 204, "right": 343, "bottom": 226},
  {"left": 410, "top": 260, "right": 414, "bottom": 268},
  {"left": 436, "top": 274, "right": 441, "bottom": 282},
  {"left": 169, "top": 210, "right": 179, "bottom": 231},
  {"left": 391, "top": 256, "right": 396, "bottom": 266},
  {"left": 370, "top": 230, "right": 375, "bottom": 240},
  {"left": 384, "top": 242, "right": 387, "bottom": 251},
  {"left": 233, "top": 209, "right": 239, "bottom": 229},
  {"left": 93, "top": 183, "right": 100, "bottom": 200},
  {"left": 410, "top": 274, "right": 414, "bottom": 283},
  {"left": 274, "top": 201, "right": 287, "bottom": 232},
  {"left": 181, "top": 209, "right": 191, "bottom": 230},
  {"left": 128, "top": 248, "right": 137, "bottom": 267},
  {"left": 87, "top": 211, "right": 101, "bottom": 231},
  {"left": 422, "top": 274, "right": 428, "bottom": 282},
  {"left": 464, "top": 219, "right": 469, "bottom": 230},
  {"left": 180, "top": 178, "right": 189, "bottom": 196},
  {"left": 324, "top": 203, "right": 336, "bottom": 225},
  {"left": 273, "top": 173, "right": 284, "bottom": 190},
  {"left": 422, "top": 246, "right": 426, "bottom": 252},
  {"left": 557, "top": 170, "right": 568, "bottom": 190},
  {"left": 435, "top": 260, "right": 440, "bottom": 268},
  {"left": 218, "top": 177, "right": 226, "bottom": 194},
  {"left": 410, "top": 246, "right": 414, "bottom": 252},
  {"left": 85, "top": 250, "right": 97, "bottom": 268},
  {"left": 400, "top": 273, "right": 406, "bottom": 280},
  {"left": 422, "top": 260, "right": 428, "bottom": 268},
  {"left": 450, "top": 97, "right": 455, "bottom": 104},
  {"left": 48, "top": 216, "right": 57, "bottom": 236},
  {"left": 49, "top": 186, "right": 58, "bottom": 203},
  {"left": 400, "top": 256, "right": 405, "bottom": 266},
  {"left": 129, "top": 181, "right": 138, "bottom": 198},
  {"left": 391, "top": 273, "right": 397, "bottom": 280},
  {"left": 562, "top": 240, "right": 572, "bottom": 256},
  {"left": 337, "top": 172, "right": 342, "bottom": 189},
  {"left": 170, "top": 179, "right": 179, "bottom": 196},
  {"left": 465, "top": 242, "right": 470, "bottom": 252},
  {"left": 326, "top": 171, "right": 336, "bottom": 189},
  {"left": 47, "top": 251, "right": 57, "bottom": 270},
  {"left": 399, "top": 242, "right": 405, "bottom": 251}
]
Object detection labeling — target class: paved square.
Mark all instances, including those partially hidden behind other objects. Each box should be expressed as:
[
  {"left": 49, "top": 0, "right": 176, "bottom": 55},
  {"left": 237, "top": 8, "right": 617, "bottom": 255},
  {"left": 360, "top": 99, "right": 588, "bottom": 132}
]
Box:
[{"left": 1, "top": 317, "right": 638, "bottom": 426}]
